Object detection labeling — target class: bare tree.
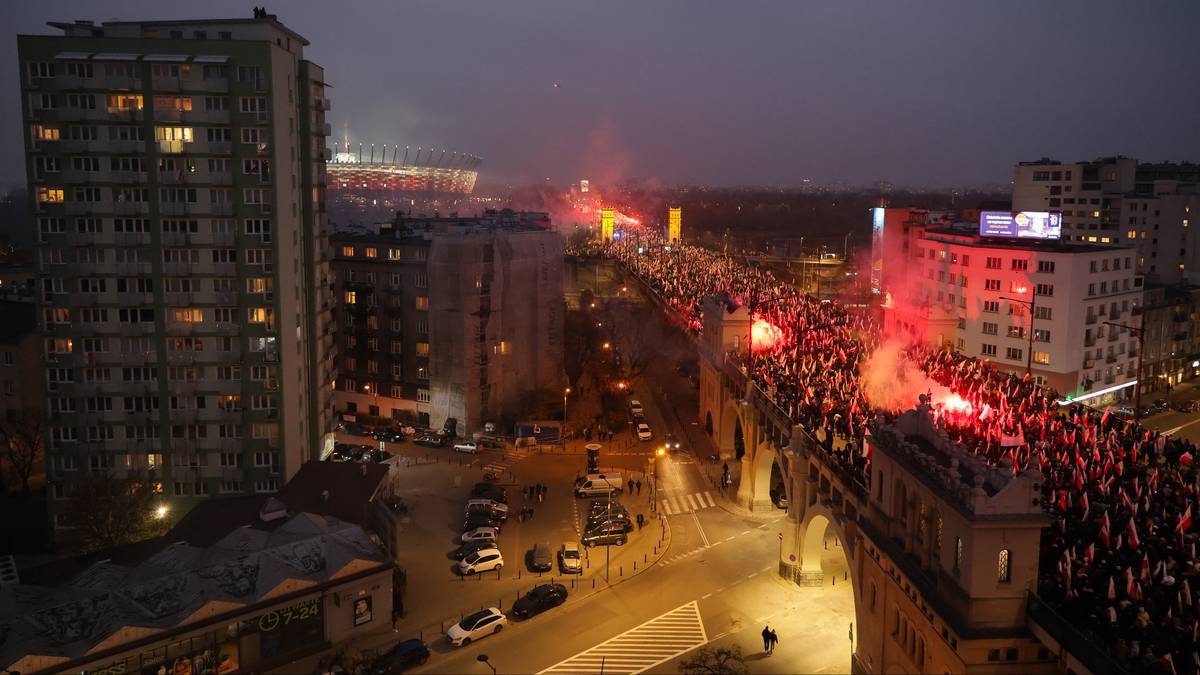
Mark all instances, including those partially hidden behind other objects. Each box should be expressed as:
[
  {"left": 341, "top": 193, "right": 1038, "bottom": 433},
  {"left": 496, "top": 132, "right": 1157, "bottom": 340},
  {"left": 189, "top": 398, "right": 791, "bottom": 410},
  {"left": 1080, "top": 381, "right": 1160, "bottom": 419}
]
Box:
[
  {"left": 0, "top": 408, "right": 45, "bottom": 497},
  {"left": 618, "top": 302, "right": 660, "bottom": 382},
  {"left": 63, "top": 472, "right": 168, "bottom": 553},
  {"left": 678, "top": 646, "right": 748, "bottom": 675}
]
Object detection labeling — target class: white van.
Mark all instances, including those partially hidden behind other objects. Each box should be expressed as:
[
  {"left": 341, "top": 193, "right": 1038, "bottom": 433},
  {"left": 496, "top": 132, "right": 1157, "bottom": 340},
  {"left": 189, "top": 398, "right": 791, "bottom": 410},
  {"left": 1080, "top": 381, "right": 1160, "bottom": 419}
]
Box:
[{"left": 574, "top": 472, "right": 623, "bottom": 498}]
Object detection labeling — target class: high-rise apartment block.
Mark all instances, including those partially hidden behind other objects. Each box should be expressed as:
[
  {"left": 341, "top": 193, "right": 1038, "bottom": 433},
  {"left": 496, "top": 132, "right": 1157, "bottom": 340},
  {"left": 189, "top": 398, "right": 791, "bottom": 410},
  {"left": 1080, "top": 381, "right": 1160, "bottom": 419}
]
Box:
[
  {"left": 1013, "top": 157, "right": 1200, "bottom": 284},
  {"left": 331, "top": 211, "right": 564, "bottom": 435},
  {"left": 18, "top": 13, "right": 336, "bottom": 532}
]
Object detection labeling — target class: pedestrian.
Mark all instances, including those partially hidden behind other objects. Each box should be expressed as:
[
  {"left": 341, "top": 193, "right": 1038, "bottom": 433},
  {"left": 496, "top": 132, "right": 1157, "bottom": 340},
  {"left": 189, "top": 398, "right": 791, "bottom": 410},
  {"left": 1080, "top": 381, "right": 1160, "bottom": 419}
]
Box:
[
  {"left": 723, "top": 461, "right": 729, "bottom": 475},
  {"left": 537, "top": 484, "right": 544, "bottom": 503},
  {"left": 628, "top": 479, "right": 635, "bottom": 494},
  {"left": 637, "top": 513, "right": 644, "bottom": 529},
  {"left": 769, "top": 628, "right": 779, "bottom": 653},
  {"left": 761, "top": 625, "right": 771, "bottom": 653},
  {"left": 608, "top": 430, "right": 614, "bottom": 443},
  {"left": 636, "top": 480, "right": 642, "bottom": 495}
]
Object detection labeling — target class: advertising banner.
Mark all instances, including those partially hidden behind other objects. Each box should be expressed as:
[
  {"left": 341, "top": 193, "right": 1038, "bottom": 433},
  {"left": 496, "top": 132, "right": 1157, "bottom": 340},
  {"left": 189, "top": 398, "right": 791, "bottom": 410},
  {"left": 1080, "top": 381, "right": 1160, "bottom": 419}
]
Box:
[{"left": 979, "top": 211, "right": 1062, "bottom": 240}]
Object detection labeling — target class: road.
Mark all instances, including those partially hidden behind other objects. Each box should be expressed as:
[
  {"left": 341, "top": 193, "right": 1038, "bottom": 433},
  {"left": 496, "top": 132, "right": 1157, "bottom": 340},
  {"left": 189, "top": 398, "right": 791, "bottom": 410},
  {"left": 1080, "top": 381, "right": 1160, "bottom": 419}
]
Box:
[{"left": 407, "top": 262, "right": 853, "bottom": 674}]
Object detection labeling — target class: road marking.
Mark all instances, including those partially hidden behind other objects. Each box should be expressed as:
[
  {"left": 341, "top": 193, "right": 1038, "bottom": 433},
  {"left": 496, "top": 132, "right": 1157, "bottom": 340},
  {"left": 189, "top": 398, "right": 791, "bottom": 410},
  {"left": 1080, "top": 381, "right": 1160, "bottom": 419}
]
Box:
[
  {"left": 538, "top": 601, "right": 708, "bottom": 675},
  {"left": 1164, "top": 417, "right": 1200, "bottom": 436},
  {"left": 701, "top": 592, "right": 712, "bottom": 599},
  {"left": 741, "top": 530, "right": 752, "bottom": 535},
  {"left": 724, "top": 535, "right": 735, "bottom": 542},
  {"left": 692, "top": 510, "right": 710, "bottom": 548},
  {"left": 659, "top": 491, "right": 717, "bottom": 516}
]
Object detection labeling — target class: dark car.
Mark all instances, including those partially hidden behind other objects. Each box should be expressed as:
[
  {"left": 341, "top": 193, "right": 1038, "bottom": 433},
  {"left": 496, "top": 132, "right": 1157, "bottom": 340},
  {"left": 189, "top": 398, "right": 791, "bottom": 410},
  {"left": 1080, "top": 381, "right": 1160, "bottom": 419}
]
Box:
[
  {"left": 511, "top": 583, "right": 567, "bottom": 619},
  {"left": 414, "top": 434, "right": 444, "bottom": 448},
  {"left": 463, "top": 511, "right": 503, "bottom": 533},
  {"left": 441, "top": 417, "right": 459, "bottom": 437},
  {"left": 1177, "top": 400, "right": 1199, "bottom": 413},
  {"left": 1153, "top": 398, "right": 1171, "bottom": 413},
  {"left": 582, "top": 525, "right": 628, "bottom": 547},
  {"left": 470, "top": 483, "right": 509, "bottom": 504},
  {"left": 586, "top": 517, "right": 632, "bottom": 535},
  {"left": 587, "top": 501, "right": 628, "bottom": 518},
  {"left": 527, "top": 542, "right": 552, "bottom": 572},
  {"left": 371, "top": 638, "right": 430, "bottom": 673},
  {"left": 345, "top": 423, "right": 372, "bottom": 437},
  {"left": 374, "top": 429, "right": 403, "bottom": 443},
  {"left": 452, "top": 539, "right": 495, "bottom": 561}
]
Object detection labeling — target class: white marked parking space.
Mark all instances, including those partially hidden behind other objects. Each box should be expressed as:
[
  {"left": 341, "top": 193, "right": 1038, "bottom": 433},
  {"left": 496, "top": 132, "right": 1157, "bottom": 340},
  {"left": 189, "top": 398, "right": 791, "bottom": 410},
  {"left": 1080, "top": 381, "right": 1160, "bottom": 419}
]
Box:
[
  {"left": 658, "top": 490, "right": 717, "bottom": 515},
  {"left": 538, "top": 601, "right": 708, "bottom": 675}
]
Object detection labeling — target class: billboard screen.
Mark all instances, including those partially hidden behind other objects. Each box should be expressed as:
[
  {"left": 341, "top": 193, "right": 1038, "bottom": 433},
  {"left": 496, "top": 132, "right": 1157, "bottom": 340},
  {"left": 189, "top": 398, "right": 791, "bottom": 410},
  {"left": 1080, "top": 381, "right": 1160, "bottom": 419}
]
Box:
[
  {"left": 869, "top": 207, "right": 885, "bottom": 294},
  {"left": 600, "top": 208, "right": 615, "bottom": 241},
  {"left": 979, "top": 211, "right": 1062, "bottom": 240}
]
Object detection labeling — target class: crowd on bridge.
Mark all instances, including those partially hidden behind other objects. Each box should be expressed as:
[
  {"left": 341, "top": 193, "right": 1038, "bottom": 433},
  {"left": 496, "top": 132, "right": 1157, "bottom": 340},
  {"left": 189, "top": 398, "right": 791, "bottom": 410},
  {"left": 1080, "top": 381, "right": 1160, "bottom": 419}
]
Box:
[{"left": 576, "top": 233, "right": 1200, "bottom": 673}]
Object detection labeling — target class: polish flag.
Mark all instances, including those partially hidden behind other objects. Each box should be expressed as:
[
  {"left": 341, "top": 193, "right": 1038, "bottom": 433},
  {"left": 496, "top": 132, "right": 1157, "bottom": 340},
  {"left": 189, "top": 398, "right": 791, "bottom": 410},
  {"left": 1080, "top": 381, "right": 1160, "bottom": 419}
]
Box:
[
  {"left": 1128, "top": 519, "right": 1141, "bottom": 549},
  {"left": 1179, "top": 504, "right": 1194, "bottom": 534}
]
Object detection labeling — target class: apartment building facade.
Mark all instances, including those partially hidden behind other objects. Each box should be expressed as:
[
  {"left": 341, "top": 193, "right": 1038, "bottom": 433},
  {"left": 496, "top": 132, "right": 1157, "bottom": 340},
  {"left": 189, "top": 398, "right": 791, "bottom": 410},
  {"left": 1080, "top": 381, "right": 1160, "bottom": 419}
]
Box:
[
  {"left": 17, "top": 13, "right": 336, "bottom": 533},
  {"left": 884, "top": 224, "right": 1143, "bottom": 405},
  {"left": 331, "top": 210, "right": 564, "bottom": 435},
  {"left": 1013, "top": 157, "right": 1200, "bottom": 284}
]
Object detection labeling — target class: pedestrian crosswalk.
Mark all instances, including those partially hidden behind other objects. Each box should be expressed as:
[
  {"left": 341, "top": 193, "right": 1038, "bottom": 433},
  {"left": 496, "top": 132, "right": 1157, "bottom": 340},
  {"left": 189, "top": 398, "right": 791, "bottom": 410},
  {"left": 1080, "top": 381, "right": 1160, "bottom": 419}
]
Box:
[
  {"left": 659, "top": 491, "right": 717, "bottom": 515},
  {"left": 481, "top": 447, "right": 532, "bottom": 475},
  {"left": 537, "top": 601, "right": 708, "bottom": 674}
]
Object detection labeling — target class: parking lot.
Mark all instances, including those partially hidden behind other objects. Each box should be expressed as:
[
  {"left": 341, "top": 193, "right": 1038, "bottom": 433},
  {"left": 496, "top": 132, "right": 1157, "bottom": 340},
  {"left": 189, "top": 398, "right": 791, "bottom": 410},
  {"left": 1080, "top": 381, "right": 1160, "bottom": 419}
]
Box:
[{"left": 320, "top": 427, "right": 669, "bottom": 656}]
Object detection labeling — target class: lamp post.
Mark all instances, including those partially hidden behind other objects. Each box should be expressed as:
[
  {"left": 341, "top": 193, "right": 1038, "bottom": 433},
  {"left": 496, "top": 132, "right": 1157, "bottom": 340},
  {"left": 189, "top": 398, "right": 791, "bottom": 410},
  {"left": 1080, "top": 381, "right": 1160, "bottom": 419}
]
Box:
[
  {"left": 1104, "top": 320, "right": 1146, "bottom": 421},
  {"left": 563, "top": 387, "right": 571, "bottom": 427},
  {"left": 1001, "top": 288, "right": 1037, "bottom": 377},
  {"left": 477, "top": 654, "right": 497, "bottom": 675}
]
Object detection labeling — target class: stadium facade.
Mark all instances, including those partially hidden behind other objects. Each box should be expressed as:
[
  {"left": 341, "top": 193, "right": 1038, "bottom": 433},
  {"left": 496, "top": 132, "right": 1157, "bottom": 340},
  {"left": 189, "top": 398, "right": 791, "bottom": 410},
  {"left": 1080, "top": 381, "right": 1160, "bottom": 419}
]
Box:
[{"left": 326, "top": 143, "right": 479, "bottom": 195}]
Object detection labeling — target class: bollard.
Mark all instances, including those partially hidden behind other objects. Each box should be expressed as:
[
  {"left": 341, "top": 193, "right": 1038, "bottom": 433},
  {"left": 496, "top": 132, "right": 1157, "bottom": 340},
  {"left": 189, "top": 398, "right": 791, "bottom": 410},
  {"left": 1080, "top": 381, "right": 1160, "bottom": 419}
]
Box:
[
  {"left": 634, "top": 561, "right": 637, "bottom": 571},
  {"left": 620, "top": 566, "right": 623, "bottom": 577},
  {"left": 844, "top": 571, "right": 848, "bottom": 580},
  {"left": 592, "top": 577, "right": 596, "bottom": 589},
  {"left": 477, "top": 572, "right": 482, "bottom": 582},
  {"left": 832, "top": 576, "right": 836, "bottom": 586},
  {"left": 644, "top": 554, "right": 648, "bottom": 563},
  {"left": 518, "top": 569, "right": 521, "bottom": 580}
]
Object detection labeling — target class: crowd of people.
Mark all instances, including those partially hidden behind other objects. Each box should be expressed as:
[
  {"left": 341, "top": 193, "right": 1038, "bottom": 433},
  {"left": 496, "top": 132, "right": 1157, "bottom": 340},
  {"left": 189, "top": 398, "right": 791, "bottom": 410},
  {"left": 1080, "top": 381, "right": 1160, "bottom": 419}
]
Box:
[{"left": 579, "top": 233, "right": 1200, "bottom": 673}]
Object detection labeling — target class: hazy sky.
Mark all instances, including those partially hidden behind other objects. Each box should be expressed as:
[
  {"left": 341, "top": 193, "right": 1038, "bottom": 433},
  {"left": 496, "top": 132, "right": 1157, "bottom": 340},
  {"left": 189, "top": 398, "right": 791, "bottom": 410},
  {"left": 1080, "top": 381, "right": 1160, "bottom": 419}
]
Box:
[{"left": 3, "top": 1, "right": 1199, "bottom": 189}]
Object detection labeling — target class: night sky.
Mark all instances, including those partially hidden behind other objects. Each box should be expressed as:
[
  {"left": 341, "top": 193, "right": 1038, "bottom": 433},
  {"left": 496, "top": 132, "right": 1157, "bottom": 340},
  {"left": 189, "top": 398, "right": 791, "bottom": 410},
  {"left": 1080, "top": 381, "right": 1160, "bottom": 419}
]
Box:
[{"left": 2, "top": 0, "right": 1198, "bottom": 189}]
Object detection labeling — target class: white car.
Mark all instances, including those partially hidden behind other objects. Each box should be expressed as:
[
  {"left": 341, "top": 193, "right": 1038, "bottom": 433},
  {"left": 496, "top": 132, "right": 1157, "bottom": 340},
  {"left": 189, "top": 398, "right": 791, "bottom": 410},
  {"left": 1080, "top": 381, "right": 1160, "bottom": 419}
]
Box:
[
  {"left": 461, "top": 526, "right": 498, "bottom": 543},
  {"left": 636, "top": 422, "right": 652, "bottom": 441},
  {"left": 446, "top": 607, "right": 508, "bottom": 646},
  {"left": 559, "top": 542, "right": 582, "bottom": 574},
  {"left": 629, "top": 400, "right": 644, "bottom": 415},
  {"left": 459, "top": 547, "right": 504, "bottom": 575},
  {"left": 453, "top": 441, "right": 479, "bottom": 454}
]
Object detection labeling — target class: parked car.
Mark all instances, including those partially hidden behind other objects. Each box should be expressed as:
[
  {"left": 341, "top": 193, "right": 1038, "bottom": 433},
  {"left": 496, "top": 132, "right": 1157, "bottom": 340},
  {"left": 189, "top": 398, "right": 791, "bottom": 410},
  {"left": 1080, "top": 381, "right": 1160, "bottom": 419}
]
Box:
[
  {"left": 374, "top": 429, "right": 403, "bottom": 443},
  {"left": 463, "top": 511, "right": 503, "bottom": 533},
  {"left": 587, "top": 499, "right": 628, "bottom": 518},
  {"left": 374, "top": 638, "right": 430, "bottom": 672},
  {"left": 511, "top": 583, "right": 567, "bottom": 619},
  {"left": 453, "top": 441, "right": 479, "bottom": 454},
  {"left": 528, "top": 542, "right": 552, "bottom": 572},
  {"left": 1153, "top": 398, "right": 1171, "bottom": 413},
  {"left": 446, "top": 608, "right": 507, "bottom": 646},
  {"left": 559, "top": 542, "right": 583, "bottom": 574},
  {"left": 1177, "top": 400, "right": 1200, "bottom": 413},
  {"left": 474, "top": 436, "right": 503, "bottom": 449},
  {"left": 629, "top": 400, "right": 644, "bottom": 415},
  {"left": 345, "top": 423, "right": 372, "bottom": 437},
  {"left": 461, "top": 526, "right": 498, "bottom": 544},
  {"left": 451, "top": 539, "right": 495, "bottom": 561},
  {"left": 770, "top": 486, "right": 789, "bottom": 510},
  {"left": 575, "top": 473, "right": 624, "bottom": 498},
  {"left": 586, "top": 517, "right": 632, "bottom": 535},
  {"left": 413, "top": 434, "right": 444, "bottom": 448},
  {"left": 458, "top": 547, "right": 504, "bottom": 575},
  {"left": 465, "top": 499, "right": 509, "bottom": 523},
  {"left": 636, "top": 422, "right": 652, "bottom": 441},
  {"left": 440, "top": 417, "right": 460, "bottom": 438},
  {"left": 470, "top": 483, "right": 509, "bottom": 503},
  {"left": 582, "top": 525, "right": 629, "bottom": 547}
]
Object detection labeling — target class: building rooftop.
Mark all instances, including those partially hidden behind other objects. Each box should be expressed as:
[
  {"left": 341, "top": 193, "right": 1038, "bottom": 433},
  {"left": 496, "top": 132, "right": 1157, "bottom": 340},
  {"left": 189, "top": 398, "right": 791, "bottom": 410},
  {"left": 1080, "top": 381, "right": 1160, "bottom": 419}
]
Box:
[
  {"left": 2, "top": 512, "right": 386, "bottom": 672},
  {"left": 45, "top": 12, "right": 309, "bottom": 45},
  {"left": 332, "top": 209, "right": 554, "bottom": 243},
  {"left": 923, "top": 224, "right": 1130, "bottom": 254}
]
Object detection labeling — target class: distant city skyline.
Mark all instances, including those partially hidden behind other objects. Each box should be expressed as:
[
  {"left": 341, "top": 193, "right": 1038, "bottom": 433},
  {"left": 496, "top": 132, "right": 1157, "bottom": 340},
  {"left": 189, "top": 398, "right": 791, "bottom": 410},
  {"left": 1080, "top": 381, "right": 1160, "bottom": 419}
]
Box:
[{"left": 2, "top": 1, "right": 1199, "bottom": 190}]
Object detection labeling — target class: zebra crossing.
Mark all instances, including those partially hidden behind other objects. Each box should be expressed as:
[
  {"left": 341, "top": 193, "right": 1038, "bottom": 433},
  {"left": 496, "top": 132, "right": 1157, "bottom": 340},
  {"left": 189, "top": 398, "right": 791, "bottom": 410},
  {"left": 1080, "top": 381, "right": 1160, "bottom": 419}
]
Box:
[
  {"left": 659, "top": 490, "right": 717, "bottom": 516},
  {"left": 481, "top": 446, "right": 533, "bottom": 474},
  {"left": 537, "top": 601, "right": 708, "bottom": 674}
]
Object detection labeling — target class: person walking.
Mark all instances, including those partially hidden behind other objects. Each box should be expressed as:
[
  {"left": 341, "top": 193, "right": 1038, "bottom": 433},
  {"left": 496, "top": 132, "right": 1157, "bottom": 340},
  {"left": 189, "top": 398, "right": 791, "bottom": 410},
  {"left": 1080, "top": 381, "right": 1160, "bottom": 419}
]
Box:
[
  {"left": 761, "top": 625, "right": 771, "bottom": 653},
  {"left": 636, "top": 480, "right": 642, "bottom": 495},
  {"left": 769, "top": 628, "right": 779, "bottom": 653},
  {"left": 628, "top": 479, "right": 635, "bottom": 494},
  {"left": 537, "top": 486, "right": 544, "bottom": 503}
]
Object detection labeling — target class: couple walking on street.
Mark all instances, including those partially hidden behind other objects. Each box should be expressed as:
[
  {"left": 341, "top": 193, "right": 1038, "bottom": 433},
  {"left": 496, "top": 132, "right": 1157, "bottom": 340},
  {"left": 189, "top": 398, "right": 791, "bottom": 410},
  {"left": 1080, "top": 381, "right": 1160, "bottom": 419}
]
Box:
[{"left": 761, "top": 625, "right": 779, "bottom": 654}]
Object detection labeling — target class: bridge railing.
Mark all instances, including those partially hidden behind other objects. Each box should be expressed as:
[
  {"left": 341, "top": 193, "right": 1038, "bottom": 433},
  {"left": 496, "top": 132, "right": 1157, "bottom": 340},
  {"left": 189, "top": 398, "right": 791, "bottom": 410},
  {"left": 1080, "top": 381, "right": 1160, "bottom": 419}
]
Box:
[{"left": 1025, "top": 591, "right": 1128, "bottom": 675}]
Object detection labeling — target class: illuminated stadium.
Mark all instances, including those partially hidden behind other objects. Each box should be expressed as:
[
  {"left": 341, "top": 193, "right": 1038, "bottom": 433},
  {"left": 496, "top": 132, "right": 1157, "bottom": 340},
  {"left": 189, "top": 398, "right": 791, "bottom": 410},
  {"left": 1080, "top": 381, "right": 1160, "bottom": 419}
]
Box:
[{"left": 327, "top": 143, "right": 480, "bottom": 194}]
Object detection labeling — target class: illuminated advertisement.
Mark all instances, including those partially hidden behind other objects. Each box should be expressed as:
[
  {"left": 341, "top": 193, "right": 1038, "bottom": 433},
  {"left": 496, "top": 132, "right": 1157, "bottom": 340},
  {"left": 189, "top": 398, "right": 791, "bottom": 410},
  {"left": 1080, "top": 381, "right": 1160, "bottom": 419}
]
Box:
[
  {"left": 600, "top": 208, "right": 615, "bottom": 241},
  {"left": 869, "top": 207, "right": 885, "bottom": 294},
  {"left": 979, "top": 211, "right": 1062, "bottom": 240},
  {"left": 668, "top": 207, "right": 682, "bottom": 242},
  {"left": 354, "top": 596, "right": 373, "bottom": 626},
  {"left": 579, "top": 179, "right": 589, "bottom": 193}
]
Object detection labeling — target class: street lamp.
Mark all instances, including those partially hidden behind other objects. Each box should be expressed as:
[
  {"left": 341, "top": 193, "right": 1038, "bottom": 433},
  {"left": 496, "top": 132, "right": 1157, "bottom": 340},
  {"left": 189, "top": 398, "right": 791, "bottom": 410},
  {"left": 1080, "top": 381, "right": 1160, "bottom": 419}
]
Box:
[
  {"left": 1104, "top": 320, "right": 1146, "bottom": 421},
  {"left": 476, "top": 654, "right": 497, "bottom": 675},
  {"left": 1001, "top": 288, "right": 1037, "bottom": 377},
  {"left": 154, "top": 505, "right": 169, "bottom": 520},
  {"left": 563, "top": 387, "right": 571, "bottom": 425}
]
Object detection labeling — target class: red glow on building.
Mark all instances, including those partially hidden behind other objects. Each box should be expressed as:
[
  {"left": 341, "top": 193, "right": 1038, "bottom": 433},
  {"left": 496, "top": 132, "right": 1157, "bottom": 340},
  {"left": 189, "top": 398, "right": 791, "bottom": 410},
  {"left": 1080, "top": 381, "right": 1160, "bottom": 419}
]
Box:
[{"left": 751, "top": 317, "right": 781, "bottom": 352}]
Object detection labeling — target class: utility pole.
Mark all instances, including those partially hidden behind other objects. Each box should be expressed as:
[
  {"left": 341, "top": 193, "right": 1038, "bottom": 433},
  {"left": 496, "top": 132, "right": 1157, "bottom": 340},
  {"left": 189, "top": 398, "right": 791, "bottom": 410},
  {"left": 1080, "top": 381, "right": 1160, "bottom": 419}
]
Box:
[
  {"left": 1001, "top": 290, "right": 1037, "bottom": 377},
  {"left": 1104, "top": 320, "right": 1146, "bottom": 421}
]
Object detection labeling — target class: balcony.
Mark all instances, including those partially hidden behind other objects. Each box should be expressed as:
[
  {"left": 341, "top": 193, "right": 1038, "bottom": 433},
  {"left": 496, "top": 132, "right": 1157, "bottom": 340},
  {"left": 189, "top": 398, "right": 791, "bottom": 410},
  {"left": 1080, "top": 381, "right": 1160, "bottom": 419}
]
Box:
[{"left": 1105, "top": 354, "right": 1118, "bottom": 364}]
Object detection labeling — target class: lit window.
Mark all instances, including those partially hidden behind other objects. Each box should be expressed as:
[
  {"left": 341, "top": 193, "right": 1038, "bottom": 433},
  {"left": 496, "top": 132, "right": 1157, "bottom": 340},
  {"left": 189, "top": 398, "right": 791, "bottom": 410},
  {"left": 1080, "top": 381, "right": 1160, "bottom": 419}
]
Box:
[
  {"left": 997, "top": 549, "right": 1011, "bottom": 583},
  {"left": 1033, "top": 351, "right": 1051, "bottom": 365},
  {"left": 32, "top": 124, "right": 60, "bottom": 141},
  {"left": 342, "top": 246, "right": 355, "bottom": 256},
  {"left": 106, "top": 94, "right": 144, "bottom": 112},
  {"left": 415, "top": 297, "right": 429, "bottom": 311},
  {"left": 172, "top": 308, "right": 203, "bottom": 323},
  {"left": 344, "top": 291, "right": 356, "bottom": 304},
  {"left": 365, "top": 247, "right": 377, "bottom": 258},
  {"left": 37, "top": 187, "right": 65, "bottom": 203},
  {"left": 416, "top": 342, "right": 430, "bottom": 356},
  {"left": 247, "top": 308, "right": 268, "bottom": 323},
  {"left": 154, "top": 126, "right": 194, "bottom": 142}
]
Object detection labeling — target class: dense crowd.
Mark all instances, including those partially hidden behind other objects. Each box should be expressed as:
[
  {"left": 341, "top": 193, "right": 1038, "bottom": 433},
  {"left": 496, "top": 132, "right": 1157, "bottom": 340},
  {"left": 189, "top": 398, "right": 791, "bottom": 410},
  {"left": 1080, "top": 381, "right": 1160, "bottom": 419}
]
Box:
[{"left": 582, "top": 235, "right": 1200, "bottom": 673}]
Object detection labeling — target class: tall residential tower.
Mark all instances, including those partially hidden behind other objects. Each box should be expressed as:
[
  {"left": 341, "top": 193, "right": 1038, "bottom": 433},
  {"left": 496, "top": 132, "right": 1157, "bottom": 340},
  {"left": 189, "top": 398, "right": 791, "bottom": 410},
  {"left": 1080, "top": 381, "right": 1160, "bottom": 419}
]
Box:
[{"left": 18, "top": 13, "right": 336, "bottom": 534}]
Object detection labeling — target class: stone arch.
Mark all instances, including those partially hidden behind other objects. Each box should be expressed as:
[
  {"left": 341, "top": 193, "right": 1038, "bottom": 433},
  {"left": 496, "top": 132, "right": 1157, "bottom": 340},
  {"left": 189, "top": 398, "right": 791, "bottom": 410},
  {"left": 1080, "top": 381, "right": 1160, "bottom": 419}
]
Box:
[
  {"left": 744, "top": 435, "right": 785, "bottom": 511},
  {"left": 796, "top": 509, "right": 864, "bottom": 665},
  {"left": 716, "top": 399, "right": 743, "bottom": 459}
]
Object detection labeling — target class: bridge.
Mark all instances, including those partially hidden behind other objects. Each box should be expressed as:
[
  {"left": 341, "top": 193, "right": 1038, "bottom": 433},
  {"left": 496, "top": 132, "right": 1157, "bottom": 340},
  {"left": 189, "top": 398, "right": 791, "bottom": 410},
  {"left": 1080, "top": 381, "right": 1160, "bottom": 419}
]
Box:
[{"left": 691, "top": 296, "right": 1121, "bottom": 674}]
